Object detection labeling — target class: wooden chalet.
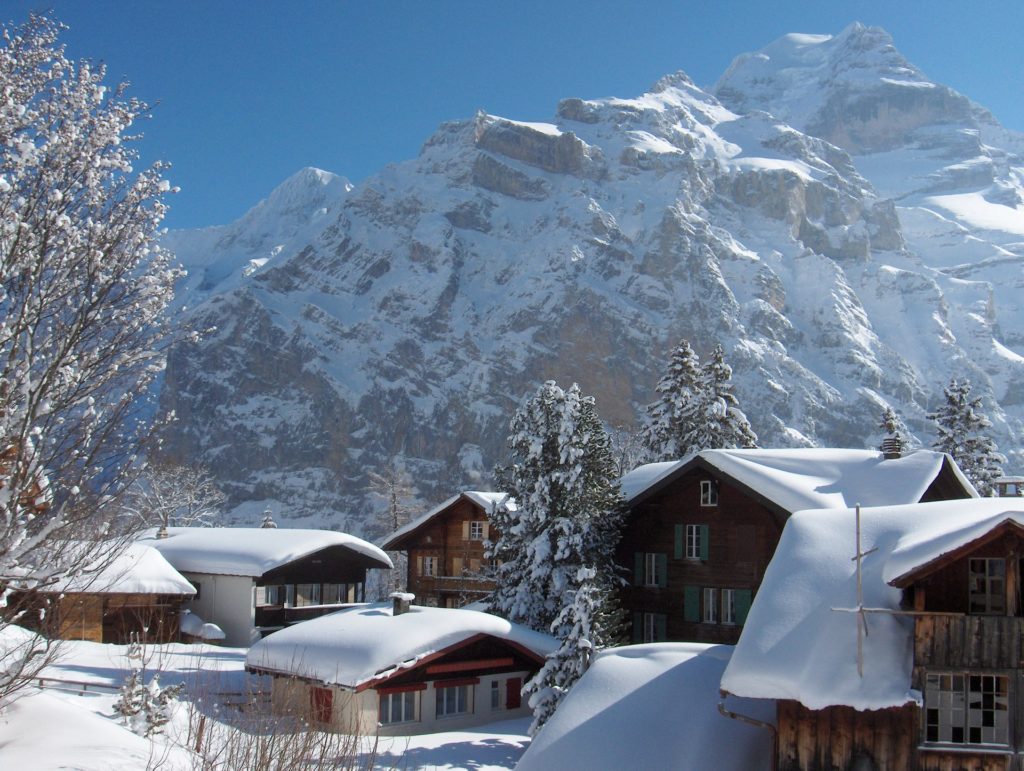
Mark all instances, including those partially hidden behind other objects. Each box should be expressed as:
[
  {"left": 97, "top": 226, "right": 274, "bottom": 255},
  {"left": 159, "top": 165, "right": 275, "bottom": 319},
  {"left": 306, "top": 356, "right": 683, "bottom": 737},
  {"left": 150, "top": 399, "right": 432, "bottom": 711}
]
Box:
[
  {"left": 381, "top": 491, "right": 509, "bottom": 608},
  {"left": 246, "top": 597, "right": 555, "bottom": 735},
  {"left": 720, "top": 498, "right": 1024, "bottom": 771},
  {"left": 9, "top": 543, "right": 196, "bottom": 644},
  {"left": 618, "top": 448, "right": 975, "bottom": 645}
]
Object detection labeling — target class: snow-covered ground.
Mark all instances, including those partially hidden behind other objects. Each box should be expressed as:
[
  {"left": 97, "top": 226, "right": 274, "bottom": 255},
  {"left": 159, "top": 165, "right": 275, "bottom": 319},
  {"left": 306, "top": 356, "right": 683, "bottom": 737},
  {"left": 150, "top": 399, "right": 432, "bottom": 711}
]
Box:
[{"left": 0, "top": 633, "right": 532, "bottom": 770}]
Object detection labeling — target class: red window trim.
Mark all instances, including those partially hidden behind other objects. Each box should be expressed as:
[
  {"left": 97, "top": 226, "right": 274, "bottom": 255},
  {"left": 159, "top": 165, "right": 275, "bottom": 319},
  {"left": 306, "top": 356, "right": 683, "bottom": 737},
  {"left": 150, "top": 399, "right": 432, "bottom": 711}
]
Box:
[
  {"left": 376, "top": 682, "right": 428, "bottom": 695},
  {"left": 433, "top": 677, "right": 480, "bottom": 689}
]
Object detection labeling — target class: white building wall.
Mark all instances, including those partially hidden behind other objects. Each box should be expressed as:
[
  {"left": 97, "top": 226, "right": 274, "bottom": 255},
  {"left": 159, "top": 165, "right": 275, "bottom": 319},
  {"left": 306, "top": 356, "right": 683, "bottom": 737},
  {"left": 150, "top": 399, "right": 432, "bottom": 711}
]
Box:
[{"left": 180, "top": 571, "right": 257, "bottom": 647}]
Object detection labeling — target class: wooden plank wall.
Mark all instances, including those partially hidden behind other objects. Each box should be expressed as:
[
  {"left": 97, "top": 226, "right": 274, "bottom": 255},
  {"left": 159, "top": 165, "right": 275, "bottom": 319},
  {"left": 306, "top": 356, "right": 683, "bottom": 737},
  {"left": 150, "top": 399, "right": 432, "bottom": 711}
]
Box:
[
  {"left": 777, "top": 701, "right": 917, "bottom": 771},
  {"left": 914, "top": 615, "right": 1023, "bottom": 669}
]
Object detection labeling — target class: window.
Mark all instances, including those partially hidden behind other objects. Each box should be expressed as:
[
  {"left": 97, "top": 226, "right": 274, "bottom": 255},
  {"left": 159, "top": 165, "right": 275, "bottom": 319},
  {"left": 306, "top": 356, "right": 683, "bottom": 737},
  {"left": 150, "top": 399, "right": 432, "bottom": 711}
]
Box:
[
  {"left": 380, "top": 690, "right": 418, "bottom": 725},
  {"left": 722, "top": 589, "right": 737, "bottom": 625},
  {"left": 644, "top": 553, "right": 661, "bottom": 587},
  {"left": 490, "top": 680, "right": 501, "bottom": 710},
  {"left": 435, "top": 684, "right": 470, "bottom": 717},
  {"left": 925, "top": 673, "right": 1009, "bottom": 746},
  {"left": 469, "top": 521, "right": 486, "bottom": 540},
  {"left": 322, "top": 584, "right": 343, "bottom": 605},
  {"left": 703, "top": 588, "right": 719, "bottom": 623},
  {"left": 969, "top": 558, "right": 1006, "bottom": 614},
  {"left": 296, "top": 583, "right": 321, "bottom": 607},
  {"left": 256, "top": 585, "right": 285, "bottom": 606},
  {"left": 636, "top": 612, "right": 666, "bottom": 643},
  {"left": 420, "top": 556, "right": 437, "bottom": 577},
  {"left": 700, "top": 480, "right": 719, "bottom": 506},
  {"left": 685, "top": 524, "right": 708, "bottom": 561}
]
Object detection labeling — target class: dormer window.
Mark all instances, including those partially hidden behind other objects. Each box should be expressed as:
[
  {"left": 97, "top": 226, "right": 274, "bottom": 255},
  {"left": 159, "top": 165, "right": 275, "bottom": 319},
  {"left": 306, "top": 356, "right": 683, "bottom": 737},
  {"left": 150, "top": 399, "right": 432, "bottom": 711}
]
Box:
[
  {"left": 700, "top": 480, "right": 718, "bottom": 507},
  {"left": 968, "top": 558, "right": 1005, "bottom": 615}
]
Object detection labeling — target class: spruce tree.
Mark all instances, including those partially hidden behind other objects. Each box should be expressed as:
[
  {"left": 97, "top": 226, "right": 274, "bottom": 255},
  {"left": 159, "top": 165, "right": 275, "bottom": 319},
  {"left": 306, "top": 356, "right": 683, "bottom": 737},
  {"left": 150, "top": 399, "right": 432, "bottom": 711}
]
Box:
[
  {"left": 929, "top": 378, "right": 1005, "bottom": 496},
  {"left": 642, "top": 340, "right": 756, "bottom": 461},
  {"left": 696, "top": 344, "right": 757, "bottom": 450},
  {"left": 487, "top": 381, "right": 625, "bottom": 731},
  {"left": 641, "top": 339, "right": 703, "bottom": 461}
]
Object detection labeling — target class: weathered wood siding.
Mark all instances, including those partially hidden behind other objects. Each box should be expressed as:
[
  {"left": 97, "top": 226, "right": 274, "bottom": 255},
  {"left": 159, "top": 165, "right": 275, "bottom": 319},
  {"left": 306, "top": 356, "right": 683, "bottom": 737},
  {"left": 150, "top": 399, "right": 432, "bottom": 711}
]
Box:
[
  {"left": 914, "top": 615, "right": 1024, "bottom": 670},
  {"left": 618, "top": 469, "right": 781, "bottom": 643},
  {"left": 777, "top": 701, "right": 918, "bottom": 771}
]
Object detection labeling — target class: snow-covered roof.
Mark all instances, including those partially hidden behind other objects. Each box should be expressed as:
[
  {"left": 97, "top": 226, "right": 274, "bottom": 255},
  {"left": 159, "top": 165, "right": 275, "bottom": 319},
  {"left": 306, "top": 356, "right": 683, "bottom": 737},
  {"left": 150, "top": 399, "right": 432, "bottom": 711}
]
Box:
[
  {"left": 620, "top": 448, "right": 975, "bottom": 513},
  {"left": 47, "top": 543, "right": 196, "bottom": 595},
  {"left": 245, "top": 603, "right": 555, "bottom": 689},
  {"left": 381, "top": 490, "right": 513, "bottom": 549},
  {"left": 141, "top": 527, "right": 392, "bottom": 577},
  {"left": 721, "top": 498, "right": 1024, "bottom": 711},
  {"left": 517, "top": 643, "right": 773, "bottom": 771}
]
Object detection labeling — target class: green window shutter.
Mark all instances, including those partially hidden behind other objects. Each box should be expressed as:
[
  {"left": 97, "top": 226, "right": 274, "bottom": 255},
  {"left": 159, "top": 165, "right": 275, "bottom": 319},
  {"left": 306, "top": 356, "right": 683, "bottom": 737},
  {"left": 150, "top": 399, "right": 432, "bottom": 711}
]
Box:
[
  {"left": 699, "top": 525, "right": 709, "bottom": 561},
  {"left": 632, "top": 612, "right": 642, "bottom": 643},
  {"left": 735, "top": 589, "right": 753, "bottom": 625},
  {"left": 634, "top": 553, "right": 644, "bottom": 585},
  {"left": 684, "top": 585, "right": 700, "bottom": 623},
  {"left": 657, "top": 553, "right": 668, "bottom": 588},
  {"left": 655, "top": 614, "right": 667, "bottom": 641},
  {"left": 674, "top": 524, "right": 684, "bottom": 560}
]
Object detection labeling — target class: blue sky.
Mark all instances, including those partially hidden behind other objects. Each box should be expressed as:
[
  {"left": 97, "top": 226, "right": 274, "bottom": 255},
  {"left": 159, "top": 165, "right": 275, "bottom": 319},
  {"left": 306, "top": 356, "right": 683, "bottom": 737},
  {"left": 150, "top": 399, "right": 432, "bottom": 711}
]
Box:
[{"left": 6, "top": 1, "right": 1023, "bottom": 230}]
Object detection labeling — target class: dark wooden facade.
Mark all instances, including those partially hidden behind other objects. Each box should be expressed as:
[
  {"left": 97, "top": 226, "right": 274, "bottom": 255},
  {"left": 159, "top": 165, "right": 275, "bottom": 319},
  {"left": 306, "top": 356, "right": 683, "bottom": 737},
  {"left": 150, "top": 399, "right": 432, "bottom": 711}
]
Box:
[
  {"left": 383, "top": 495, "right": 497, "bottom": 608},
  {"left": 776, "top": 521, "right": 1024, "bottom": 771},
  {"left": 619, "top": 466, "right": 779, "bottom": 644},
  {"left": 13, "top": 590, "right": 186, "bottom": 644},
  {"left": 253, "top": 544, "right": 382, "bottom": 632},
  {"left": 619, "top": 454, "right": 973, "bottom": 645}
]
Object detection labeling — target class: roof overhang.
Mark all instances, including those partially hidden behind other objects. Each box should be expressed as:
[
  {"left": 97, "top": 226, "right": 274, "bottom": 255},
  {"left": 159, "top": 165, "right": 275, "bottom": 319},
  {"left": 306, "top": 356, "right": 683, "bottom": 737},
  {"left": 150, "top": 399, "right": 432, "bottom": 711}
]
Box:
[{"left": 889, "top": 518, "right": 1024, "bottom": 588}]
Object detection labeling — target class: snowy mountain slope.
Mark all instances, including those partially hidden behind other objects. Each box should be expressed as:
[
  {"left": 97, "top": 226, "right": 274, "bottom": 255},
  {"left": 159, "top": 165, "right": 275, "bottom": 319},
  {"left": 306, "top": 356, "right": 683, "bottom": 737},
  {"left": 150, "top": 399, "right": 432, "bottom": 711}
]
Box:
[
  {"left": 715, "top": 22, "right": 1024, "bottom": 353},
  {"left": 160, "top": 28, "right": 1024, "bottom": 531}
]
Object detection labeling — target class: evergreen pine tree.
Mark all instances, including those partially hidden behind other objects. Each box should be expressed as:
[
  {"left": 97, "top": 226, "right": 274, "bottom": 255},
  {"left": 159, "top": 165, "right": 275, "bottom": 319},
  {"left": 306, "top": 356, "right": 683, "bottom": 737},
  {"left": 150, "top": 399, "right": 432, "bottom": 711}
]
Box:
[
  {"left": 878, "top": 405, "right": 916, "bottom": 454},
  {"left": 643, "top": 340, "right": 756, "bottom": 460},
  {"left": 487, "top": 381, "right": 625, "bottom": 730},
  {"left": 929, "top": 378, "right": 1005, "bottom": 496},
  {"left": 641, "top": 339, "right": 703, "bottom": 461},
  {"left": 697, "top": 344, "right": 758, "bottom": 450}
]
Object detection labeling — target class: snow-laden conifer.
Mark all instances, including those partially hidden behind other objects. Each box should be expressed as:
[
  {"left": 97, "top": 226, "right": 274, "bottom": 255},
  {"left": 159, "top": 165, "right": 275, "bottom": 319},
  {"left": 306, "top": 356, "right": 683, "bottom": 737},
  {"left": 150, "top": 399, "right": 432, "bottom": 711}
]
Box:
[
  {"left": 0, "top": 15, "right": 178, "bottom": 703},
  {"left": 694, "top": 344, "right": 757, "bottom": 451},
  {"left": 641, "top": 339, "right": 703, "bottom": 461},
  {"left": 642, "top": 340, "right": 756, "bottom": 461},
  {"left": 487, "top": 381, "right": 625, "bottom": 730},
  {"left": 929, "top": 378, "right": 1005, "bottom": 496}
]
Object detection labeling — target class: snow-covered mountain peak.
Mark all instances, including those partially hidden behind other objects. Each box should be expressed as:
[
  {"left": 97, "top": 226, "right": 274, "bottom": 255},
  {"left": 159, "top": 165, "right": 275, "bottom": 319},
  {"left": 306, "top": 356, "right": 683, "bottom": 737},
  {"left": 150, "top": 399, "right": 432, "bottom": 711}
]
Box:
[{"left": 158, "top": 27, "right": 1024, "bottom": 532}]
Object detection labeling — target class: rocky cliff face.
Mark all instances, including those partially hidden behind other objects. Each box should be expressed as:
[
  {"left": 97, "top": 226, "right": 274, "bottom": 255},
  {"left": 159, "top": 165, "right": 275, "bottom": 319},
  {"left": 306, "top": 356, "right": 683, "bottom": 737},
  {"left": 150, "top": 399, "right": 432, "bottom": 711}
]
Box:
[{"left": 160, "top": 26, "right": 1024, "bottom": 532}]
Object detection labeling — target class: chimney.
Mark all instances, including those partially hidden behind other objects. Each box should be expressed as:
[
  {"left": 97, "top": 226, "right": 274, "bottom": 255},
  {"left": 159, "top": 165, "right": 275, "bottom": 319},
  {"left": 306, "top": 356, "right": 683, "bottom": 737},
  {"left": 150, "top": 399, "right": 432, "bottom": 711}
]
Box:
[
  {"left": 881, "top": 436, "right": 903, "bottom": 460},
  {"left": 391, "top": 592, "right": 414, "bottom": 616}
]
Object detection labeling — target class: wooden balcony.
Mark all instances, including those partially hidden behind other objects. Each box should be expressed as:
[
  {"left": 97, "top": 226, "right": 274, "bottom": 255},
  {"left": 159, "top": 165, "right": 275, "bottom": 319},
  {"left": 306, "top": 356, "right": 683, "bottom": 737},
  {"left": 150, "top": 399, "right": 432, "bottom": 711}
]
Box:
[{"left": 915, "top": 614, "right": 1024, "bottom": 669}]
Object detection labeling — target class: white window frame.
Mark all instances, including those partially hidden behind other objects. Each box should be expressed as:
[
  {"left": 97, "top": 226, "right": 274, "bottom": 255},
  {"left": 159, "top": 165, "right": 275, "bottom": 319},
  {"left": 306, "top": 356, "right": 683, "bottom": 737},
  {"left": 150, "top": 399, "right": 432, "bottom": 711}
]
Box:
[
  {"left": 685, "top": 524, "right": 702, "bottom": 560},
  {"left": 421, "top": 556, "right": 437, "bottom": 577},
  {"left": 380, "top": 690, "right": 418, "bottom": 725},
  {"left": 702, "top": 587, "right": 719, "bottom": 623},
  {"left": 721, "top": 588, "right": 737, "bottom": 625},
  {"left": 924, "top": 672, "right": 1010, "bottom": 747},
  {"left": 468, "top": 521, "right": 486, "bottom": 541},
  {"left": 490, "top": 680, "right": 501, "bottom": 710},
  {"left": 642, "top": 612, "right": 659, "bottom": 643},
  {"left": 435, "top": 684, "right": 470, "bottom": 718},
  {"left": 643, "top": 552, "right": 661, "bottom": 587},
  {"left": 700, "top": 480, "right": 719, "bottom": 506}
]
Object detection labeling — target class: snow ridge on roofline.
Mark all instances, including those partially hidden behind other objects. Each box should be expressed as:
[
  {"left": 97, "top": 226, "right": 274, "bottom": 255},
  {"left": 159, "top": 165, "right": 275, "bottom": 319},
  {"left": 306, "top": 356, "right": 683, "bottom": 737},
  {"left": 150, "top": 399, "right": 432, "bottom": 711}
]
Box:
[
  {"left": 381, "top": 490, "right": 514, "bottom": 549},
  {"left": 619, "top": 448, "right": 975, "bottom": 513},
  {"left": 142, "top": 527, "right": 392, "bottom": 576}
]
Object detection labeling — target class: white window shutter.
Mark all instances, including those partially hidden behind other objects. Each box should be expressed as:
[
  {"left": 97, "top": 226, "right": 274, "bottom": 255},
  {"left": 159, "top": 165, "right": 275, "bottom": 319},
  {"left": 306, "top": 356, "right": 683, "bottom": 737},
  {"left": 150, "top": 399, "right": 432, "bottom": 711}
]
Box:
[
  {"left": 482, "top": 523, "right": 490, "bottom": 540},
  {"left": 462, "top": 521, "right": 470, "bottom": 539}
]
